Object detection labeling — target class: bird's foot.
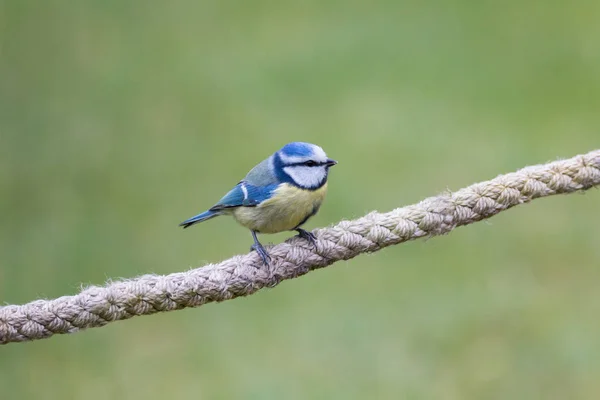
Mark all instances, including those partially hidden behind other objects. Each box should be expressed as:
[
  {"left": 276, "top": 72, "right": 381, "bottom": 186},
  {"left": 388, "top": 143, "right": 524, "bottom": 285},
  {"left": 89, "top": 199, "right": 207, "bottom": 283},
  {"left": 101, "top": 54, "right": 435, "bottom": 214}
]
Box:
[
  {"left": 250, "top": 243, "right": 271, "bottom": 266},
  {"left": 296, "top": 228, "right": 317, "bottom": 247}
]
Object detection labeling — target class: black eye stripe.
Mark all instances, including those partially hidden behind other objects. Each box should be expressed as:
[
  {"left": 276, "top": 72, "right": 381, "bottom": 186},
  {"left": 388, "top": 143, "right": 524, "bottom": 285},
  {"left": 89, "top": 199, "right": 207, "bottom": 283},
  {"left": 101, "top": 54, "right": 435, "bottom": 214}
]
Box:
[{"left": 286, "top": 161, "right": 324, "bottom": 167}]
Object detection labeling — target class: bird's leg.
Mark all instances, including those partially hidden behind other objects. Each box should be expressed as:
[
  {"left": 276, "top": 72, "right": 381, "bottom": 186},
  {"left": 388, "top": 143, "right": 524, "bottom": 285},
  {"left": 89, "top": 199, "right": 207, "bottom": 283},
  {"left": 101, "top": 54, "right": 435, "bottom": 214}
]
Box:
[
  {"left": 250, "top": 230, "right": 271, "bottom": 266},
  {"left": 296, "top": 228, "right": 317, "bottom": 247}
]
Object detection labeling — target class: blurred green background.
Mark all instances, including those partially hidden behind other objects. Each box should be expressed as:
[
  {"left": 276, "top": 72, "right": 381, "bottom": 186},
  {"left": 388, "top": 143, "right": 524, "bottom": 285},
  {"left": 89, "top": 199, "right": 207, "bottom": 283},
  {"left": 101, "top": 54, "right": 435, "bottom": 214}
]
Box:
[{"left": 1, "top": 1, "right": 599, "bottom": 399}]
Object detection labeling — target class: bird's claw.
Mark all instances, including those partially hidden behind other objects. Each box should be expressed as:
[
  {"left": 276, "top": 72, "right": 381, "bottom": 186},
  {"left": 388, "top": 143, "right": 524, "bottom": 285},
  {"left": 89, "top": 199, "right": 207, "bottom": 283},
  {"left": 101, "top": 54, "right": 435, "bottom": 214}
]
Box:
[
  {"left": 296, "top": 228, "right": 317, "bottom": 247},
  {"left": 250, "top": 243, "right": 271, "bottom": 266}
]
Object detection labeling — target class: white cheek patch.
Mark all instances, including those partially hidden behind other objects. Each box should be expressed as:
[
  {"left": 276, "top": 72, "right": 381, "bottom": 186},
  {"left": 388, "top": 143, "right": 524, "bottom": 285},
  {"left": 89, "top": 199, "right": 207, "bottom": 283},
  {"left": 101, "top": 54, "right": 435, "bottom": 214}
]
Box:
[{"left": 283, "top": 166, "right": 327, "bottom": 189}]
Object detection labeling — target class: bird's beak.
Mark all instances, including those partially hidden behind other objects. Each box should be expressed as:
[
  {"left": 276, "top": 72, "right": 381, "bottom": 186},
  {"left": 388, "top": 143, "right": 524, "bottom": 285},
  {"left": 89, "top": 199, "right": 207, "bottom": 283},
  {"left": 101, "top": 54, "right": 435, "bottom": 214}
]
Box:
[{"left": 326, "top": 158, "right": 338, "bottom": 167}]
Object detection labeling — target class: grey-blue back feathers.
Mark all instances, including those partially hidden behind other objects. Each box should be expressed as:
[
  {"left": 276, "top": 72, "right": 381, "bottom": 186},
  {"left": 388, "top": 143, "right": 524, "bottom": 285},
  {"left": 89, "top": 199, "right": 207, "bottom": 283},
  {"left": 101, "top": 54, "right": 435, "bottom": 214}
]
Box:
[{"left": 244, "top": 157, "right": 278, "bottom": 187}]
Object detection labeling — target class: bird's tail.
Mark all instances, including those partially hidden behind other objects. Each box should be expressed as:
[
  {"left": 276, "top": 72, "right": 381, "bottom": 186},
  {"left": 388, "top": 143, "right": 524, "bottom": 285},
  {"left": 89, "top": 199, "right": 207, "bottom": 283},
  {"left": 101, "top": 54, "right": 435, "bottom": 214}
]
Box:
[{"left": 179, "top": 210, "right": 222, "bottom": 229}]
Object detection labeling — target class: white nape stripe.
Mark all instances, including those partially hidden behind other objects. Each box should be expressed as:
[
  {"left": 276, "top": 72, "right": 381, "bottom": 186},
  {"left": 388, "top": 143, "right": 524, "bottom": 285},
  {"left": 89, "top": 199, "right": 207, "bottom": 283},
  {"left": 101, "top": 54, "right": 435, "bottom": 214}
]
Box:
[
  {"left": 240, "top": 183, "right": 249, "bottom": 200},
  {"left": 283, "top": 165, "right": 326, "bottom": 189},
  {"left": 278, "top": 145, "right": 328, "bottom": 165},
  {"left": 278, "top": 154, "right": 310, "bottom": 164}
]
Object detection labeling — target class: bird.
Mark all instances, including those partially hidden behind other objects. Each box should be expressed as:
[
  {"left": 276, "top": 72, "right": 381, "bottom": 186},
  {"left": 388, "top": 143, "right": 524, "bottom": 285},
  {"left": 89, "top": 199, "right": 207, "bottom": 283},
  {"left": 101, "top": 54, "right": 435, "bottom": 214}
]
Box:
[{"left": 179, "top": 142, "right": 337, "bottom": 265}]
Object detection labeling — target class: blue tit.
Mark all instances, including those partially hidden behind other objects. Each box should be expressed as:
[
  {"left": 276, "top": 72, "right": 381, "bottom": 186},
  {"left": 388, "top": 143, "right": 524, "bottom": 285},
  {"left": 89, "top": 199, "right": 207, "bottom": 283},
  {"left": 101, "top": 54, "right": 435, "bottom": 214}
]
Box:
[{"left": 180, "top": 142, "right": 337, "bottom": 265}]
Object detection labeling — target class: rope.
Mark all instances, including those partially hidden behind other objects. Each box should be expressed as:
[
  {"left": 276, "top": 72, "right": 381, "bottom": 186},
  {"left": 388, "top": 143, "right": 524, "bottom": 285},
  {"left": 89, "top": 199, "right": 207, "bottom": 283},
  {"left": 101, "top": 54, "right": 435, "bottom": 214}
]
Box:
[{"left": 1, "top": 149, "right": 599, "bottom": 345}]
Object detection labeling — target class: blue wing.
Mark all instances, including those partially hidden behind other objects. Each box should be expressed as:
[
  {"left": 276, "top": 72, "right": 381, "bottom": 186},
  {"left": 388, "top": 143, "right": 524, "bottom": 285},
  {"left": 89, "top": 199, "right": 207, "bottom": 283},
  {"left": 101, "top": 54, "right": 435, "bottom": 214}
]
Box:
[{"left": 209, "top": 182, "right": 279, "bottom": 211}]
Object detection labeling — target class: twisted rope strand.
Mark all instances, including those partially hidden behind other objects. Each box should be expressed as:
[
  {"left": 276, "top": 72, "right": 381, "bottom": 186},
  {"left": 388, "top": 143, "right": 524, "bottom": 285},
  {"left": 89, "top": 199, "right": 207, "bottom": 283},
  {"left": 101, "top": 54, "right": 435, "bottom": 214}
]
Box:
[{"left": 1, "top": 149, "right": 599, "bottom": 345}]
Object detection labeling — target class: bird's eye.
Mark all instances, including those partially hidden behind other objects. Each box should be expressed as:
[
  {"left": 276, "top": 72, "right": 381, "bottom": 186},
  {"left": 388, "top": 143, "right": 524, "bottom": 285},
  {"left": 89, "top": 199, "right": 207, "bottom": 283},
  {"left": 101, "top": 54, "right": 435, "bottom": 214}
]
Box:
[{"left": 304, "top": 160, "right": 318, "bottom": 167}]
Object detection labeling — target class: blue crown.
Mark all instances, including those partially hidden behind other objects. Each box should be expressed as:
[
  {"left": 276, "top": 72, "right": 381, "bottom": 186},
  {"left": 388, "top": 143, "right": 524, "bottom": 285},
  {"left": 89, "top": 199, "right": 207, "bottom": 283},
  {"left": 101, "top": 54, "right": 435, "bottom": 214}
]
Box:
[{"left": 280, "top": 142, "right": 315, "bottom": 157}]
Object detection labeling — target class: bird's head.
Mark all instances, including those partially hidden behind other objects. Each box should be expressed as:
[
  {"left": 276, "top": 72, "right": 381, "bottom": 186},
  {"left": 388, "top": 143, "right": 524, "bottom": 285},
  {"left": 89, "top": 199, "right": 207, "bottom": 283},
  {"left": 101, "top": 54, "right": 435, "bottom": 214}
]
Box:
[{"left": 273, "top": 142, "right": 337, "bottom": 190}]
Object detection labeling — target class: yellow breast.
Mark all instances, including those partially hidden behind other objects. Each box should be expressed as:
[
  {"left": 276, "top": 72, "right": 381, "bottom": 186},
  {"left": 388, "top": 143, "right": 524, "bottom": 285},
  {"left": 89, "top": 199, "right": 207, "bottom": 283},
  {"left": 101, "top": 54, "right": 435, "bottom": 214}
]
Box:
[{"left": 231, "top": 183, "right": 328, "bottom": 234}]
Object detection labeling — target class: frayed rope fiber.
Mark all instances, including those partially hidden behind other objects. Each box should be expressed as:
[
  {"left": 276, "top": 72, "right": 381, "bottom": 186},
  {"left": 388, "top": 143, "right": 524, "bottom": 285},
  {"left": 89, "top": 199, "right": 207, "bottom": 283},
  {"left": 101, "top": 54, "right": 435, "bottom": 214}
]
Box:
[{"left": 1, "top": 149, "right": 599, "bottom": 345}]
